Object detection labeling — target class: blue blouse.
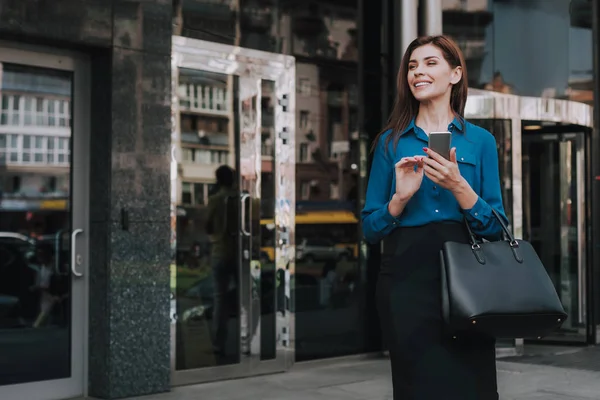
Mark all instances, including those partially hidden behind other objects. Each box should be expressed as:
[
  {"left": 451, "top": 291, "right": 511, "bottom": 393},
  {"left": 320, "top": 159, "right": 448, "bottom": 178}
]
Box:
[{"left": 361, "top": 117, "right": 508, "bottom": 244}]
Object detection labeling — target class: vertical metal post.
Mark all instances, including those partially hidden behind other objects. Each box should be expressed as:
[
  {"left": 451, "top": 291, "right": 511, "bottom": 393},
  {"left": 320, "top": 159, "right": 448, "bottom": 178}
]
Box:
[
  {"left": 588, "top": 0, "right": 599, "bottom": 345},
  {"left": 400, "top": 0, "right": 419, "bottom": 57},
  {"left": 423, "top": 0, "right": 443, "bottom": 35}
]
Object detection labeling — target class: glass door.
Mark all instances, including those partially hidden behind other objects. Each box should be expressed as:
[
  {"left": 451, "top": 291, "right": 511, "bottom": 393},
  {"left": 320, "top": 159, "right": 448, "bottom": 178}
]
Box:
[
  {"left": 170, "top": 37, "right": 295, "bottom": 384},
  {"left": 522, "top": 132, "right": 587, "bottom": 342},
  {"left": 0, "top": 45, "right": 89, "bottom": 399}
]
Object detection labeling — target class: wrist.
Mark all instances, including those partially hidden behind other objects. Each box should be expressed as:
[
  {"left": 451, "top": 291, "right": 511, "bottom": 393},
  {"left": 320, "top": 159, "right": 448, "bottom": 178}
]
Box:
[
  {"left": 451, "top": 177, "right": 471, "bottom": 195},
  {"left": 388, "top": 194, "right": 409, "bottom": 216}
]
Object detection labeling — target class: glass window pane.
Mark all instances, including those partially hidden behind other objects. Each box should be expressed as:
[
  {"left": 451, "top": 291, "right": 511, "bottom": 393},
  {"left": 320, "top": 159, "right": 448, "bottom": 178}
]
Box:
[
  {"left": 0, "top": 63, "right": 72, "bottom": 386},
  {"left": 24, "top": 97, "right": 33, "bottom": 111},
  {"left": 174, "top": 69, "right": 240, "bottom": 371},
  {"left": 9, "top": 135, "right": 18, "bottom": 148}
]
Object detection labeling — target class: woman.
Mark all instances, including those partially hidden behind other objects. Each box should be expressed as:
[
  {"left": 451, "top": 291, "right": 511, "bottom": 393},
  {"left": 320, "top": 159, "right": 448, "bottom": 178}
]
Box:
[{"left": 362, "top": 35, "right": 507, "bottom": 400}]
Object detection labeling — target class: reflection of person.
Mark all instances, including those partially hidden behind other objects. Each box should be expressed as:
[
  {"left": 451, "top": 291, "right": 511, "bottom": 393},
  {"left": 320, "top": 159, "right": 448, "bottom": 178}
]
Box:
[
  {"left": 484, "top": 71, "right": 514, "bottom": 94},
  {"left": 318, "top": 261, "right": 337, "bottom": 307},
  {"left": 31, "top": 246, "right": 58, "bottom": 328},
  {"left": 362, "top": 35, "right": 507, "bottom": 400},
  {"left": 185, "top": 242, "right": 202, "bottom": 269},
  {"left": 205, "top": 165, "right": 238, "bottom": 355}
]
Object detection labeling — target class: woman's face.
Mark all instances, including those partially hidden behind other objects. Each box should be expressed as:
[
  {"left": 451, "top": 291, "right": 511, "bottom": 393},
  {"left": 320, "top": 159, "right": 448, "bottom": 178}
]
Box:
[{"left": 407, "top": 44, "right": 462, "bottom": 103}]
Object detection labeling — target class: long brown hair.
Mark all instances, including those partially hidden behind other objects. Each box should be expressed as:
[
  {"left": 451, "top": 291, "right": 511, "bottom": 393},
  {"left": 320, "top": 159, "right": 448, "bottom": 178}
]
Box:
[{"left": 373, "top": 35, "right": 469, "bottom": 153}]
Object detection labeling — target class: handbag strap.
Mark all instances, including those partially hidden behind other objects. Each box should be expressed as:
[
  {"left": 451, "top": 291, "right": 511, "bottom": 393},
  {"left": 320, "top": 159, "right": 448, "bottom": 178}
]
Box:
[{"left": 463, "top": 208, "right": 518, "bottom": 247}]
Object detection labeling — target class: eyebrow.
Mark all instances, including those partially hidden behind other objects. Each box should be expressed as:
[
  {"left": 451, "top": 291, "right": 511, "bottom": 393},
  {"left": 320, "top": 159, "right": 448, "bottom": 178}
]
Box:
[{"left": 408, "top": 56, "right": 440, "bottom": 63}]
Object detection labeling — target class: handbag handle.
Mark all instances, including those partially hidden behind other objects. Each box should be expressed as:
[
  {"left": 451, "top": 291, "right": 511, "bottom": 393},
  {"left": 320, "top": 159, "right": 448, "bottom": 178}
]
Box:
[{"left": 464, "top": 208, "right": 519, "bottom": 248}]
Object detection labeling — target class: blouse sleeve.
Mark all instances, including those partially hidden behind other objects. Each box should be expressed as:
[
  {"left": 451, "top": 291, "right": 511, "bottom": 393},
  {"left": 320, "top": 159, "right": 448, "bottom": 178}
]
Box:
[
  {"left": 361, "top": 131, "right": 402, "bottom": 244},
  {"left": 461, "top": 130, "right": 509, "bottom": 240}
]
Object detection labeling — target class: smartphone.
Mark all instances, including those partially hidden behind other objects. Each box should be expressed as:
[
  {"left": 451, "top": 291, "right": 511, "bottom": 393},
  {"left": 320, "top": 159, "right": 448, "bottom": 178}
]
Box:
[{"left": 428, "top": 131, "right": 452, "bottom": 159}]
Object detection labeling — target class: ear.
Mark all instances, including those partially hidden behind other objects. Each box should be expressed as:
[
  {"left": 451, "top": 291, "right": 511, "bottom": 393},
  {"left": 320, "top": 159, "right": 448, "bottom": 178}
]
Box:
[{"left": 450, "top": 66, "right": 462, "bottom": 85}]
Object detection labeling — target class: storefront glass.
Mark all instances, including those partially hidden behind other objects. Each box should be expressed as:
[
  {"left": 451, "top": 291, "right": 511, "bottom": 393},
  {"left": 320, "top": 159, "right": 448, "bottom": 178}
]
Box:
[
  {"left": 174, "top": 0, "right": 366, "bottom": 361},
  {"left": 443, "top": 0, "right": 594, "bottom": 104}
]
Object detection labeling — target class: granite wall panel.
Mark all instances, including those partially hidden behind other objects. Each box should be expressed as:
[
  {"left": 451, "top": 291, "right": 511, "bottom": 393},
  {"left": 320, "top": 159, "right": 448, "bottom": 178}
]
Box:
[
  {"left": 103, "top": 220, "right": 171, "bottom": 399},
  {"left": 113, "top": 0, "right": 173, "bottom": 55},
  {"left": 0, "top": 0, "right": 112, "bottom": 46},
  {"left": 110, "top": 48, "right": 172, "bottom": 223}
]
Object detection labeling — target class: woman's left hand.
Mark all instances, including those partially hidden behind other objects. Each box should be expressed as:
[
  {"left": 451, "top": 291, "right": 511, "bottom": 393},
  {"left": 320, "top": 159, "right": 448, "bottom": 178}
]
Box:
[{"left": 422, "top": 147, "right": 465, "bottom": 192}]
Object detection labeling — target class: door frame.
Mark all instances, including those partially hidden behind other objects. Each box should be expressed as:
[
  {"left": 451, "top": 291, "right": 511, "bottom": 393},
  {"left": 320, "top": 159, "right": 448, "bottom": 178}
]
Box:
[
  {"left": 464, "top": 89, "right": 595, "bottom": 348},
  {"left": 521, "top": 131, "right": 588, "bottom": 342},
  {"left": 0, "top": 42, "right": 90, "bottom": 399},
  {"left": 170, "top": 36, "right": 296, "bottom": 386}
]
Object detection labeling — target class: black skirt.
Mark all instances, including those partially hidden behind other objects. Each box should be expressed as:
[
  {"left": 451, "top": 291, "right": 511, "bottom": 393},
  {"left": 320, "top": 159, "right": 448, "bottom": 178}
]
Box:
[{"left": 377, "top": 222, "right": 499, "bottom": 400}]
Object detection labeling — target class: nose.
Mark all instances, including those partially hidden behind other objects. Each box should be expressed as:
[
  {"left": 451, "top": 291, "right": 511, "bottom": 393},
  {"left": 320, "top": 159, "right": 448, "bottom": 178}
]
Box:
[{"left": 413, "top": 64, "right": 424, "bottom": 76}]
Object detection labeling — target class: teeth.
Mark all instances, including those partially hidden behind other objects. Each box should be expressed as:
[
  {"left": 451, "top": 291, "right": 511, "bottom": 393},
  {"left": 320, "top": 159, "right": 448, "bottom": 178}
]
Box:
[{"left": 415, "top": 82, "right": 431, "bottom": 87}]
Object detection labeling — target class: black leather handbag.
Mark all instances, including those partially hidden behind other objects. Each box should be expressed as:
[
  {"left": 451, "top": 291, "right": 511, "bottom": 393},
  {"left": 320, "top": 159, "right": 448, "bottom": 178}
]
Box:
[{"left": 440, "top": 209, "right": 567, "bottom": 339}]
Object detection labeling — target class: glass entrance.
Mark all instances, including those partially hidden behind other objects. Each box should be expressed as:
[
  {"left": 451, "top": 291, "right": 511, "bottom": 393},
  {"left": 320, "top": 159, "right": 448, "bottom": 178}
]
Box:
[
  {"left": 522, "top": 131, "right": 587, "bottom": 342},
  {"left": 0, "top": 46, "right": 89, "bottom": 399},
  {"left": 170, "top": 37, "right": 294, "bottom": 384}
]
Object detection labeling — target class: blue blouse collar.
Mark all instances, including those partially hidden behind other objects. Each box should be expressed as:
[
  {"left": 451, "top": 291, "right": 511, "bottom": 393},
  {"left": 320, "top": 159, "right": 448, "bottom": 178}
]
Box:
[{"left": 400, "top": 116, "right": 465, "bottom": 136}]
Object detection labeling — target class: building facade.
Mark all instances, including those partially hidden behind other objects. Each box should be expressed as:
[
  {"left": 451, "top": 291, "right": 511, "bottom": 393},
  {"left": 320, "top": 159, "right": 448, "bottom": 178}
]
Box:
[{"left": 0, "top": 0, "right": 598, "bottom": 399}]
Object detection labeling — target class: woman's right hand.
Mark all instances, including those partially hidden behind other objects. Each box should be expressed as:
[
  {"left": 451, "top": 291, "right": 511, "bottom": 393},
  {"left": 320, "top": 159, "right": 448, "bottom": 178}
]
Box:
[{"left": 388, "top": 157, "right": 424, "bottom": 216}]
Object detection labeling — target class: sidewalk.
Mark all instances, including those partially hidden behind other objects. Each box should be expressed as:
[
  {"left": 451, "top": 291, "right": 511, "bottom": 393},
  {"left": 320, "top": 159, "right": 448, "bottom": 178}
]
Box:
[{"left": 130, "top": 355, "right": 600, "bottom": 400}]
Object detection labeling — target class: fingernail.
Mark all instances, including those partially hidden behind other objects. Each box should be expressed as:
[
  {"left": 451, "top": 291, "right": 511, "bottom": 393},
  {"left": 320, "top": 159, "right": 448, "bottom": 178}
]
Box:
[{"left": 422, "top": 147, "right": 428, "bottom": 152}]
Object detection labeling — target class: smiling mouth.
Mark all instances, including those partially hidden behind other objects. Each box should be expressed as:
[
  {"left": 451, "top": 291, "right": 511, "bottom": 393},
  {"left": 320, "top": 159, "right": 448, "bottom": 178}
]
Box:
[{"left": 414, "top": 82, "right": 431, "bottom": 88}]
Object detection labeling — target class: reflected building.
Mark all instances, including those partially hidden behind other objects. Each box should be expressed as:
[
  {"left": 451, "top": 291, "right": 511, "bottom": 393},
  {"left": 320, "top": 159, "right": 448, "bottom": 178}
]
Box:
[{"left": 0, "top": 65, "right": 71, "bottom": 214}]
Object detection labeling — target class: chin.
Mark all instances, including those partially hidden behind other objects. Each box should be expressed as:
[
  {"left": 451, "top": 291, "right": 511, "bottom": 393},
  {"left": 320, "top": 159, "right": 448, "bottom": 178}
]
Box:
[{"left": 411, "top": 90, "right": 444, "bottom": 104}]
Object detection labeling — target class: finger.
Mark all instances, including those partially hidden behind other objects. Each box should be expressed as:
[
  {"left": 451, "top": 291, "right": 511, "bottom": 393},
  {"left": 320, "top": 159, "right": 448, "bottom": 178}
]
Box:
[
  {"left": 422, "top": 156, "right": 444, "bottom": 171},
  {"left": 424, "top": 165, "right": 443, "bottom": 181},
  {"left": 395, "top": 157, "right": 417, "bottom": 168},
  {"left": 424, "top": 169, "right": 441, "bottom": 184},
  {"left": 449, "top": 147, "right": 457, "bottom": 164},
  {"left": 424, "top": 147, "right": 449, "bottom": 165}
]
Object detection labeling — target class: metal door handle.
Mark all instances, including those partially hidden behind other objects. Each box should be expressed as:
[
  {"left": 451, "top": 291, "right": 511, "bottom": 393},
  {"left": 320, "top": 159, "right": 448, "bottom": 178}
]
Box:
[
  {"left": 71, "top": 229, "right": 83, "bottom": 277},
  {"left": 240, "top": 193, "right": 251, "bottom": 236}
]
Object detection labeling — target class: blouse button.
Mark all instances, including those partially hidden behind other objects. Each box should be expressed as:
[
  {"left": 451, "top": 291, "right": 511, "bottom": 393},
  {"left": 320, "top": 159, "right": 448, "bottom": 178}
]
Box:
[
  {"left": 474, "top": 212, "right": 479, "bottom": 216},
  {"left": 435, "top": 209, "right": 439, "bottom": 213}
]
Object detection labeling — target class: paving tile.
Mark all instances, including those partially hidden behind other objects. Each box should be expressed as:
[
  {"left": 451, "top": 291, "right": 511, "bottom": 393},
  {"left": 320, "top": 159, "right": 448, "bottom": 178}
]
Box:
[{"left": 119, "top": 357, "right": 600, "bottom": 400}]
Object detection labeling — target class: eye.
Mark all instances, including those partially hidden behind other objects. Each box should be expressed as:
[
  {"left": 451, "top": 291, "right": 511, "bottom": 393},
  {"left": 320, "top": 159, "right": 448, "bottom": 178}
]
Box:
[
  {"left": 408, "top": 64, "right": 416, "bottom": 70},
  {"left": 427, "top": 61, "right": 437, "bottom": 66}
]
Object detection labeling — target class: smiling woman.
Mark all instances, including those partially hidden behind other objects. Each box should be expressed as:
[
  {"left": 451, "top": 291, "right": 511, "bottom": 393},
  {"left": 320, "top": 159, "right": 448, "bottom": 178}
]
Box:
[{"left": 362, "top": 35, "right": 507, "bottom": 400}]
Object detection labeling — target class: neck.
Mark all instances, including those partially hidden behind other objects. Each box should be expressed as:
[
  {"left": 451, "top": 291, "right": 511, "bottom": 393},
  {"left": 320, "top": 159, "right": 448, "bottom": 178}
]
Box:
[{"left": 415, "top": 96, "right": 455, "bottom": 134}]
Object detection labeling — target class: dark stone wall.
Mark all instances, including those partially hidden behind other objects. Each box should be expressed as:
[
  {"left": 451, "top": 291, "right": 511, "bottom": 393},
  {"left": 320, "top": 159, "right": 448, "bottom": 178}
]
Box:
[{"left": 0, "top": 1, "right": 173, "bottom": 398}]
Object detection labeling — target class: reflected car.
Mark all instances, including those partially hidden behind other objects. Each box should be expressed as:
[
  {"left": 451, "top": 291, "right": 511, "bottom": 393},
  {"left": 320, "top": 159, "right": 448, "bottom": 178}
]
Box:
[
  {"left": 174, "top": 268, "right": 277, "bottom": 323},
  {"left": 296, "top": 238, "right": 351, "bottom": 263}
]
